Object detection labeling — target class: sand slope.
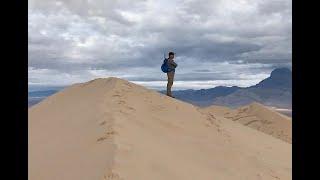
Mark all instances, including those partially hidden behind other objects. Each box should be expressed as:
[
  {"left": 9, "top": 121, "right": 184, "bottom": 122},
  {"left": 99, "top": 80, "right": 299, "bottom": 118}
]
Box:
[
  {"left": 29, "top": 77, "right": 291, "bottom": 180},
  {"left": 201, "top": 102, "right": 292, "bottom": 143}
]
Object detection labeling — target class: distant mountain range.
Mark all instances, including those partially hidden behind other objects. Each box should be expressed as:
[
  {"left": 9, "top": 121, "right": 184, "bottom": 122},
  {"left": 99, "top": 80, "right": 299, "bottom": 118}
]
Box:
[
  {"left": 160, "top": 86, "right": 242, "bottom": 106},
  {"left": 160, "top": 67, "right": 292, "bottom": 109},
  {"left": 29, "top": 90, "right": 59, "bottom": 97},
  {"left": 29, "top": 68, "right": 292, "bottom": 109}
]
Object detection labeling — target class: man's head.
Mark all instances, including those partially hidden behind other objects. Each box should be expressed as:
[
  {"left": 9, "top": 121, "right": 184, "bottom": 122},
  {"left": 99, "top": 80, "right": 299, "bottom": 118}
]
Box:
[{"left": 168, "top": 52, "right": 175, "bottom": 59}]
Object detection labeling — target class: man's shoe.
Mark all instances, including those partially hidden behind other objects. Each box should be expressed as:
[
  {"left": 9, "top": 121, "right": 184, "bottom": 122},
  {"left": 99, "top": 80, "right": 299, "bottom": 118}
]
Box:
[{"left": 167, "top": 94, "right": 175, "bottom": 98}]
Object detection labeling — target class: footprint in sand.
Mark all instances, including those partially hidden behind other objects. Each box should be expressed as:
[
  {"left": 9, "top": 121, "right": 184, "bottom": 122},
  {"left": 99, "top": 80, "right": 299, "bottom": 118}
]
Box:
[
  {"left": 97, "top": 129, "right": 117, "bottom": 142},
  {"left": 99, "top": 121, "right": 106, "bottom": 126},
  {"left": 267, "top": 169, "right": 280, "bottom": 179},
  {"left": 103, "top": 171, "right": 122, "bottom": 180},
  {"left": 117, "top": 100, "right": 126, "bottom": 105},
  {"left": 118, "top": 109, "right": 130, "bottom": 115},
  {"left": 125, "top": 106, "right": 135, "bottom": 111},
  {"left": 209, "top": 113, "right": 216, "bottom": 119},
  {"left": 97, "top": 137, "right": 108, "bottom": 142}
]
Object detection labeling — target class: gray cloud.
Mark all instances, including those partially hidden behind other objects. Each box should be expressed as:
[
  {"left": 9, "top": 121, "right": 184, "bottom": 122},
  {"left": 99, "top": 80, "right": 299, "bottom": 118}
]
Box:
[{"left": 28, "top": 0, "right": 292, "bottom": 89}]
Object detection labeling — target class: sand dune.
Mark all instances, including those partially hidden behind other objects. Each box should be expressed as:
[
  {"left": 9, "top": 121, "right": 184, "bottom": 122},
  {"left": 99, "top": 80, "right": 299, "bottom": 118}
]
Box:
[
  {"left": 29, "top": 77, "right": 291, "bottom": 180},
  {"left": 201, "top": 102, "right": 292, "bottom": 143}
]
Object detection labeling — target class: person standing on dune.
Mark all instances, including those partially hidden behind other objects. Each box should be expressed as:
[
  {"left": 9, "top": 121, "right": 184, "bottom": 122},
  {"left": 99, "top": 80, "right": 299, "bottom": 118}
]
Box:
[{"left": 166, "top": 52, "right": 178, "bottom": 98}]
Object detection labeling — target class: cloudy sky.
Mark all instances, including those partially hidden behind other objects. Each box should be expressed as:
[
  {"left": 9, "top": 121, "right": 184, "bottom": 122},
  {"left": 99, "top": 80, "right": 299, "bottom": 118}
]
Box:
[{"left": 28, "top": 0, "right": 292, "bottom": 90}]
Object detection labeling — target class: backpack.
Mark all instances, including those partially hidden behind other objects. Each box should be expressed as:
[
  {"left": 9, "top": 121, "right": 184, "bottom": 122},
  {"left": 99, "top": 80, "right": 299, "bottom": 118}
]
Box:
[{"left": 161, "top": 58, "right": 169, "bottom": 73}]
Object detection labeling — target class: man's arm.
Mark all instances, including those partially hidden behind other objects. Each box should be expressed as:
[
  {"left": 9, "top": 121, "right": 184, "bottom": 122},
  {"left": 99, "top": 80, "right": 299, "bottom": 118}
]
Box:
[
  {"left": 172, "top": 61, "right": 177, "bottom": 68},
  {"left": 168, "top": 59, "right": 177, "bottom": 68}
]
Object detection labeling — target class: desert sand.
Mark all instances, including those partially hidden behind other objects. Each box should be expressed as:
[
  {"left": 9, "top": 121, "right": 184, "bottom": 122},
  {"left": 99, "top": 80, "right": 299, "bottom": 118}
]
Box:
[
  {"left": 200, "top": 102, "right": 292, "bottom": 143},
  {"left": 29, "top": 77, "right": 291, "bottom": 180}
]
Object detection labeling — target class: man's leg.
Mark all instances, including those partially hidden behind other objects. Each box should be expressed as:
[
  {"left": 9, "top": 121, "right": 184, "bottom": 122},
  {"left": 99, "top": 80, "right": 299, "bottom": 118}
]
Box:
[{"left": 167, "top": 71, "right": 174, "bottom": 97}]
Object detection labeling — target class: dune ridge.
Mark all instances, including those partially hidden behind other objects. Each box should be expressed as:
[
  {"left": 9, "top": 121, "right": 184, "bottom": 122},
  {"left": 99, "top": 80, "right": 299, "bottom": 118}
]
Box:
[
  {"left": 29, "top": 77, "right": 291, "bottom": 180},
  {"left": 201, "top": 102, "right": 292, "bottom": 143}
]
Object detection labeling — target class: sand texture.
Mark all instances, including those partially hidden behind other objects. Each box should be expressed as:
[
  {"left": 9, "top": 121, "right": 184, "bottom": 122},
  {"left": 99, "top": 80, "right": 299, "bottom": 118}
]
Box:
[{"left": 29, "top": 77, "right": 291, "bottom": 180}]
